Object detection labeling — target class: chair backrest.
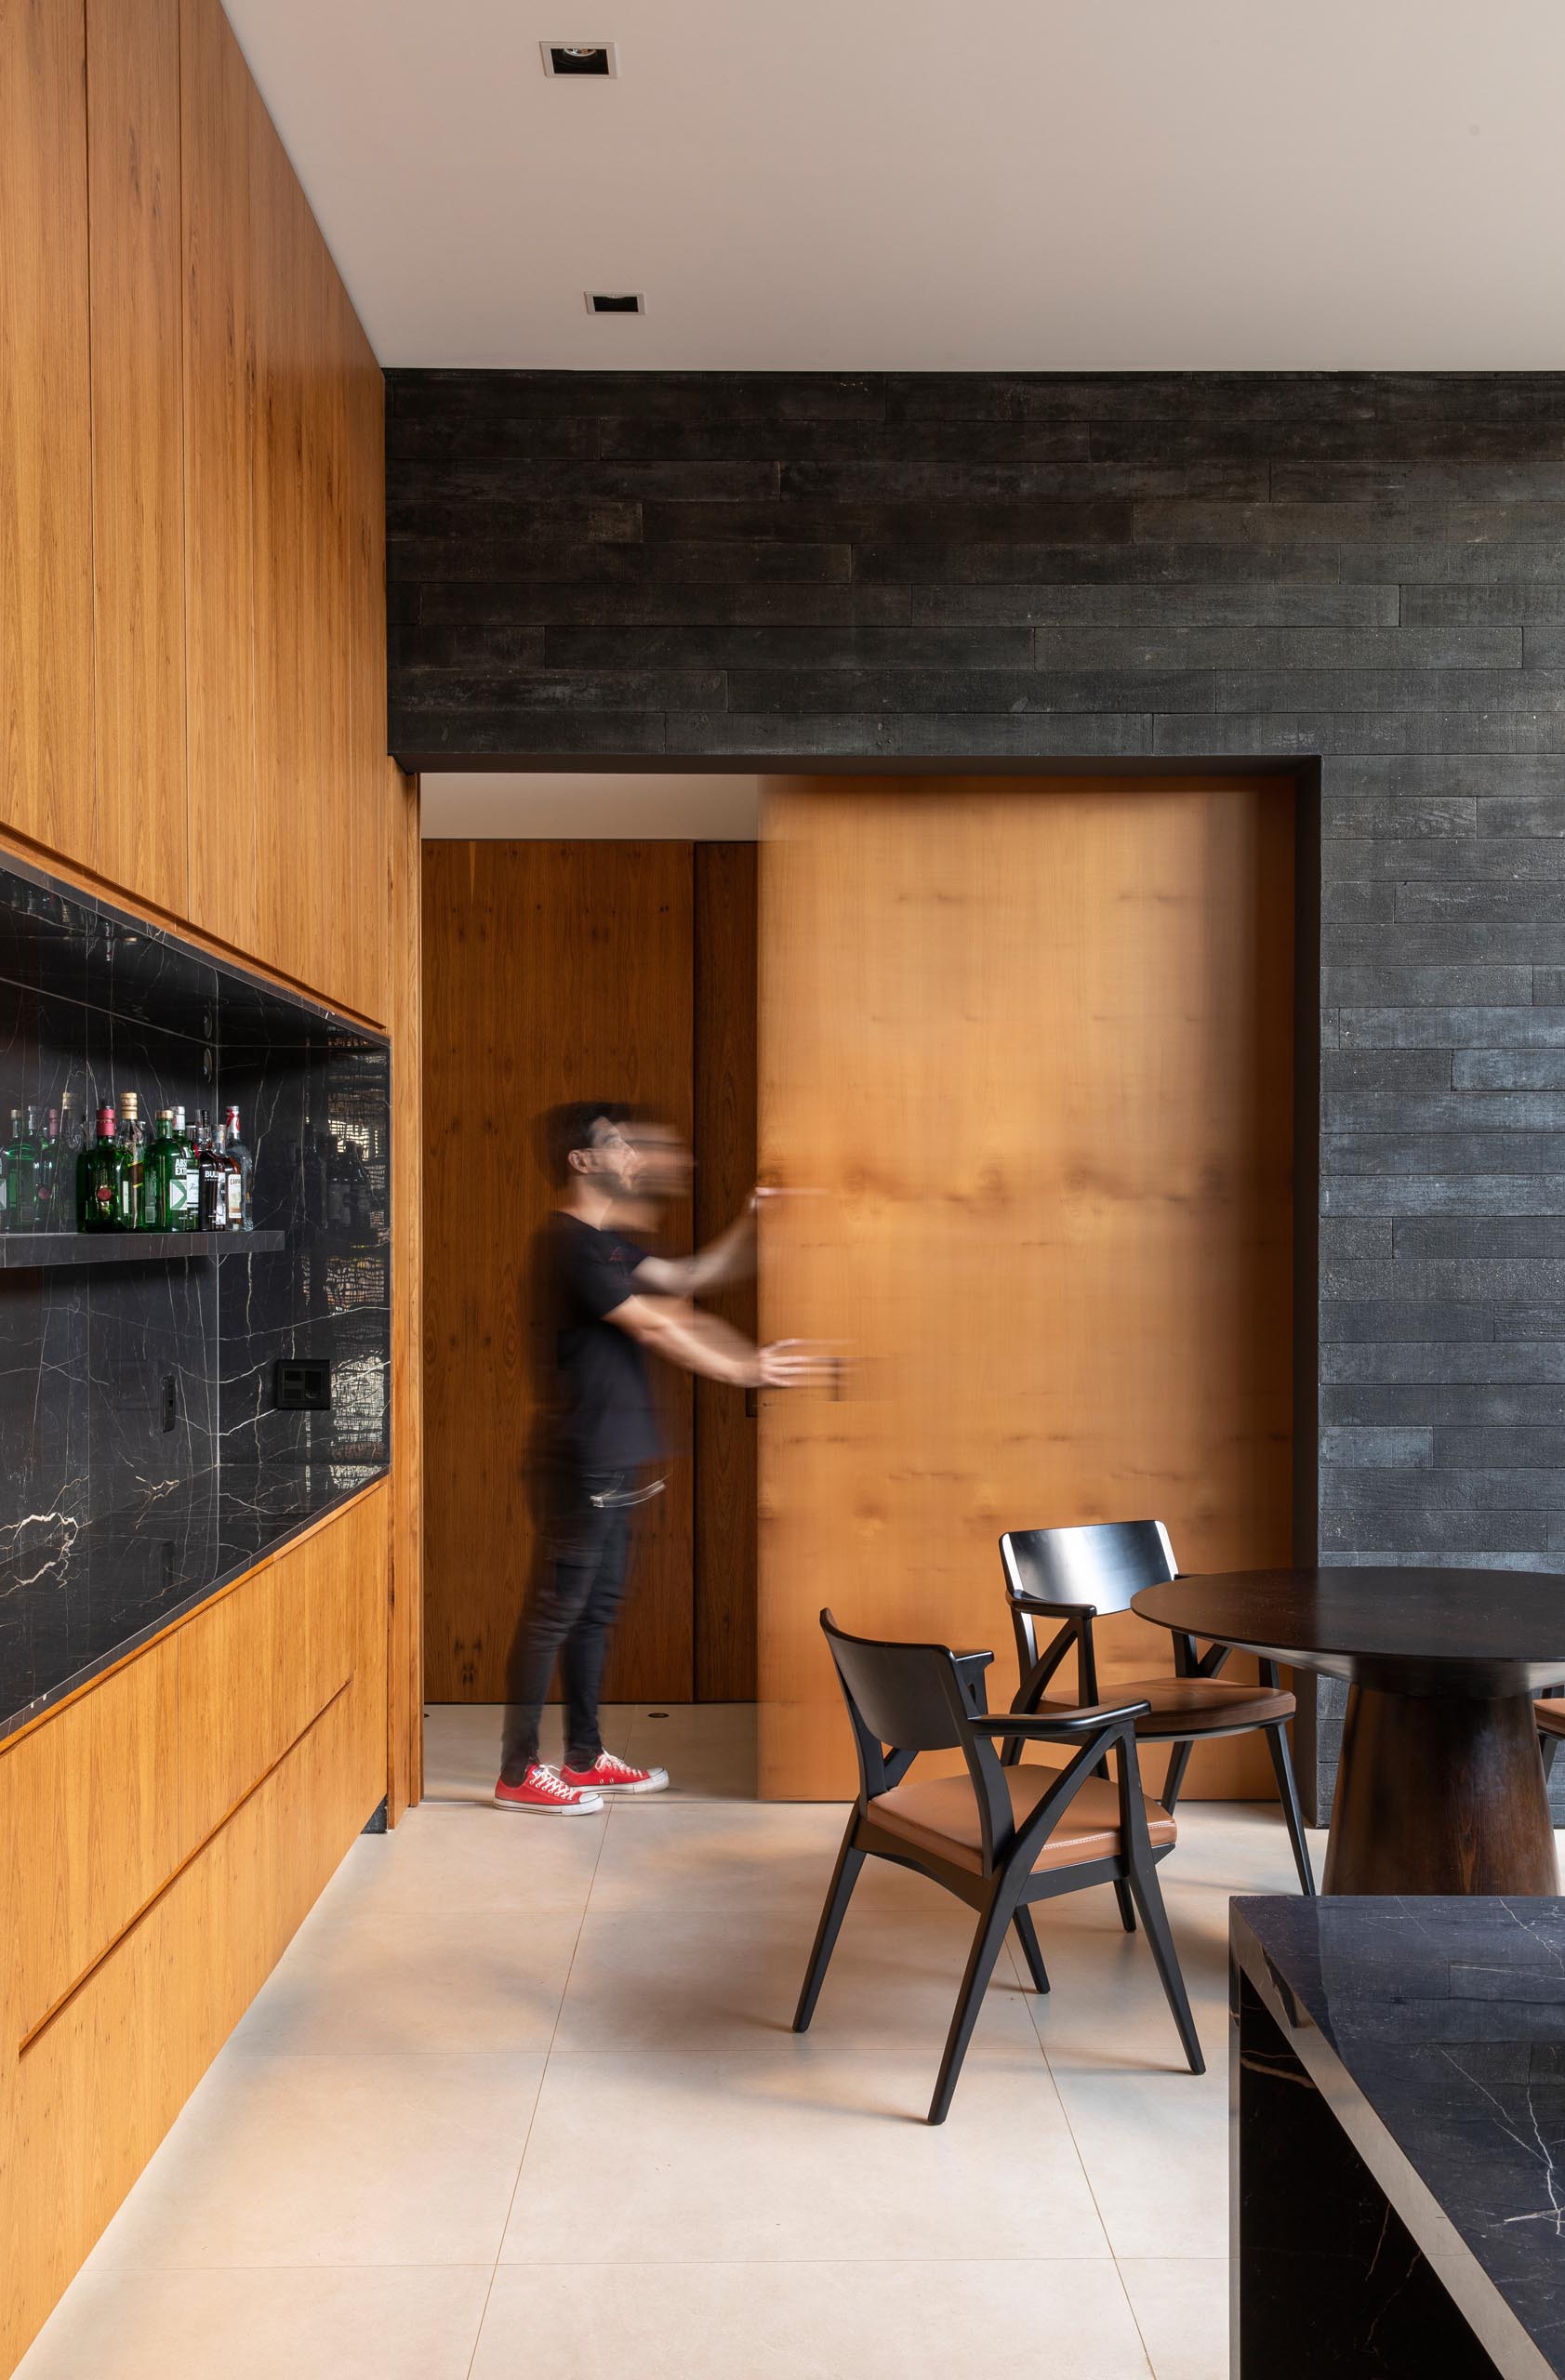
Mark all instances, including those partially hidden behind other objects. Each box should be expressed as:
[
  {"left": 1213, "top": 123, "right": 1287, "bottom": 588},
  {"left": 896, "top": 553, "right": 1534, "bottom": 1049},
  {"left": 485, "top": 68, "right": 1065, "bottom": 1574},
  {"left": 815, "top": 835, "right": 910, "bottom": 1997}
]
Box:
[
  {"left": 1000, "top": 1519, "right": 1176, "bottom": 1616},
  {"left": 821, "top": 1611, "right": 974, "bottom": 1753}
]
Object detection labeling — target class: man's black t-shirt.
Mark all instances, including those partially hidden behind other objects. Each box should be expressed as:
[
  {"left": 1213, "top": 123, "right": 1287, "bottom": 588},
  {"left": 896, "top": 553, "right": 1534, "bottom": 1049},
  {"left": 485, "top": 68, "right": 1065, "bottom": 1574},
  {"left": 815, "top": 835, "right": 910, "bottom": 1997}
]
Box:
[{"left": 542, "top": 1210, "right": 662, "bottom": 1472}]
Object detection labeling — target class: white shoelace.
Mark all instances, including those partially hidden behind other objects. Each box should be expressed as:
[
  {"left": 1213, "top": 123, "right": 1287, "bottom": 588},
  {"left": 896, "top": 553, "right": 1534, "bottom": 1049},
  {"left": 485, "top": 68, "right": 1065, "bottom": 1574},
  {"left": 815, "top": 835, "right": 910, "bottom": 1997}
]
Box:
[{"left": 526, "top": 1762, "right": 589, "bottom": 1800}]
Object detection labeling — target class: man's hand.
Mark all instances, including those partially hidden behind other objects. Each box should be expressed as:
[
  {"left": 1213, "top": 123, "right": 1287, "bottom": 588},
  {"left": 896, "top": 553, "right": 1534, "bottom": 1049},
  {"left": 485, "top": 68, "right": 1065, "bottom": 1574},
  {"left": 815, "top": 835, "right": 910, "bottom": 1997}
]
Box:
[{"left": 752, "top": 1340, "right": 839, "bottom": 1388}]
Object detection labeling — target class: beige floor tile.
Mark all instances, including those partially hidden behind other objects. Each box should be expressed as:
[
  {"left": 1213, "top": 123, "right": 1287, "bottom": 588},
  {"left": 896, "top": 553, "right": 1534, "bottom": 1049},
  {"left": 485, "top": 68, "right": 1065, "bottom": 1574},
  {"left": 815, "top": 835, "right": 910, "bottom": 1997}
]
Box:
[
  {"left": 1118, "top": 2259, "right": 1227, "bottom": 2380},
  {"left": 552, "top": 1900, "right": 1035, "bottom": 2057},
  {"left": 421, "top": 1701, "right": 640, "bottom": 1802},
  {"left": 624, "top": 1701, "right": 759, "bottom": 1799},
  {"left": 1051, "top": 2065, "right": 1229, "bottom": 2260},
  {"left": 230, "top": 1905, "right": 585, "bottom": 2055},
  {"left": 502, "top": 2046, "right": 1107, "bottom": 2264},
  {"left": 16, "top": 2266, "right": 491, "bottom": 2380},
  {"left": 325, "top": 1800, "right": 605, "bottom": 1917},
  {"left": 88, "top": 2053, "right": 546, "bottom": 2270},
  {"left": 472, "top": 2259, "right": 1152, "bottom": 2380},
  {"left": 587, "top": 1796, "right": 963, "bottom": 1918}
]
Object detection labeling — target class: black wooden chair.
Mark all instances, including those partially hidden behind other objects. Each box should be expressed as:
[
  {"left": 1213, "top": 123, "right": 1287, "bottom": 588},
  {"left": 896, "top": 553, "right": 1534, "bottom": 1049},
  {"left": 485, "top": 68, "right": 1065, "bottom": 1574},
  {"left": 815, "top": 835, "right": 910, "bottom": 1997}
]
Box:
[
  {"left": 792, "top": 1608, "right": 1203, "bottom": 2124},
  {"left": 1000, "top": 1521, "right": 1315, "bottom": 1905}
]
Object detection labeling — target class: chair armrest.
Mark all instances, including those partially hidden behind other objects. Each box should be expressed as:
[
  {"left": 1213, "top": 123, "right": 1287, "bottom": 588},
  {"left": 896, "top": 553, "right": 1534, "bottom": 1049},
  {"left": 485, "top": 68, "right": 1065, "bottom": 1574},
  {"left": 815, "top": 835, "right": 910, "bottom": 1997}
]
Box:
[
  {"left": 1005, "top": 1592, "right": 1095, "bottom": 1620},
  {"left": 951, "top": 1647, "right": 995, "bottom": 1715},
  {"left": 972, "top": 1697, "right": 1150, "bottom": 1740}
]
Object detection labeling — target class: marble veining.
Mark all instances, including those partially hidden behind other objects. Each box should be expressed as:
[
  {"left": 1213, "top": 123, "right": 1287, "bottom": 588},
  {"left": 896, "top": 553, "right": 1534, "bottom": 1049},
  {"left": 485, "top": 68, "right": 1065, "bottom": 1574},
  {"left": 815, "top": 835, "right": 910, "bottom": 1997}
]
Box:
[
  {"left": 0, "top": 848, "right": 391, "bottom": 1739},
  {"left": 1234, "top": 1897, "right": 1565, "bottom": 2374}
]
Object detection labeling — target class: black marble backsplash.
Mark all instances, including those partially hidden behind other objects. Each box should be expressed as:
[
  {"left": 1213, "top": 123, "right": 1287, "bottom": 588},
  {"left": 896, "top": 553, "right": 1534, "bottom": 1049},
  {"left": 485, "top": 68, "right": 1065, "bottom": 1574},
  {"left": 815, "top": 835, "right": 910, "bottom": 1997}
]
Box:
[{"left": 0, "top": 851, "right": 391, "bottom": 1731}]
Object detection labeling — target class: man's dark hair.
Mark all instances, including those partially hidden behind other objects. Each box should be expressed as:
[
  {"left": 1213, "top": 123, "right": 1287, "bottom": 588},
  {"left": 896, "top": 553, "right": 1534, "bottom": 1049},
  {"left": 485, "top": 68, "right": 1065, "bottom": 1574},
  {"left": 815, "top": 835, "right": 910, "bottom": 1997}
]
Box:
[{"left": 540, "top": 1100, "right": 625, "bottom": 1183}]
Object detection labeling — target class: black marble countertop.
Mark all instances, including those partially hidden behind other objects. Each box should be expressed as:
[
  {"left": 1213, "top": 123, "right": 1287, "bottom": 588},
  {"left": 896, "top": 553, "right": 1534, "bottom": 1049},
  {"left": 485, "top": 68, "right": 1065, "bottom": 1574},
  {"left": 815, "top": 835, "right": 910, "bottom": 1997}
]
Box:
[
  {"left": 0, "top": 1461, "right": 387, "bottom": 1745},
  {"left": 1234, "top": 1896, "right": 1565, "bottom": 2379}
]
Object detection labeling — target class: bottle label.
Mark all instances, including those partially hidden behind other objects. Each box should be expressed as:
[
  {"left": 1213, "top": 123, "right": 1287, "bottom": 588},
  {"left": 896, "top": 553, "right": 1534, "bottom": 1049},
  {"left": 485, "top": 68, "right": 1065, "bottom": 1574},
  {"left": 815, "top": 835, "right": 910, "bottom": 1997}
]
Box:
[
  {"left": 227, "top": 1173, "right": 244, "bottom": 1222},
  {"left": 167, "top": 1161, "right": 189, "bottom": 1216}
]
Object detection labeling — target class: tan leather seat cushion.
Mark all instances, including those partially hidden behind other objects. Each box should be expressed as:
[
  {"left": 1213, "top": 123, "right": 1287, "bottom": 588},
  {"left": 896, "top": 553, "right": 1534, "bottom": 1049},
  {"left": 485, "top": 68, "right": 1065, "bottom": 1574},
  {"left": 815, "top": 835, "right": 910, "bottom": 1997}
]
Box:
[
  {"left": 1537, "top": 1696, "right": 1565, "bottom": 1738},
  {"left": 868, "top": 1765, "right": 1174, "bottom": 1878},
  {"left": 1033, "top": 1674, "right": 1293, "bottom": 1736}
]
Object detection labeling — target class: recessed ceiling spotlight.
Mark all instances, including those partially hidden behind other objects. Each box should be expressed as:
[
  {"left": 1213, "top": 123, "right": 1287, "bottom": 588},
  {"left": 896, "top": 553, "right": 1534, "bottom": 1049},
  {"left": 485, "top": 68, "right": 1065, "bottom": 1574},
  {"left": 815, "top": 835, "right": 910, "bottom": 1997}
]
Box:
[
  {"left": 586, "top": 291, "right": 644, "bottom": 314},
  {"left": 541, "top": 41, "right": 618, "bottom": 75}
]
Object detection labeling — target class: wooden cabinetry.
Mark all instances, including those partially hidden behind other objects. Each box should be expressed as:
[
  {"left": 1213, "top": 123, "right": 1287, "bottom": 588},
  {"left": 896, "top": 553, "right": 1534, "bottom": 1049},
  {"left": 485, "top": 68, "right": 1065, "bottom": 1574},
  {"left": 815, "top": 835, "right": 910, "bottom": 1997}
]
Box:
[
  {"left": 86, "top": 0, "right": 189, "bottom": 917},
  {"left": 0, "top": 1485, "right": 389, "bottom": 2376},
  {"left": 0, "top": 0, "right": 96, "bottom": 869},
  {"left": 2, "top": 0, "right": 394, "bottom": 1026}
]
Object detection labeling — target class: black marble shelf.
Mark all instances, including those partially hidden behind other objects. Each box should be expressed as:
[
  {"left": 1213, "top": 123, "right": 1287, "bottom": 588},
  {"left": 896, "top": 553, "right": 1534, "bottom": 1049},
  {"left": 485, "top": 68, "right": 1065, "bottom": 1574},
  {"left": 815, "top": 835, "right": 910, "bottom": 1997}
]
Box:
[
  {"left": 1233, "top": 1896, "right": 1565, "bottom": 2380},
  {"left": 0, "top": 1229, "right": 285, "bottom": 1267},
  {"left": 0, "top": 1462, "right": 387, "bottom": 1745}
]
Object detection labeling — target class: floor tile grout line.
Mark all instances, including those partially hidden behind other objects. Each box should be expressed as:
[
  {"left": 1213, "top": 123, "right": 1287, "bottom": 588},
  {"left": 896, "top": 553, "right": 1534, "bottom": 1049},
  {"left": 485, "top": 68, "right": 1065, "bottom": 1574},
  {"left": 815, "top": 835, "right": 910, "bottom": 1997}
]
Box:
[{"left": 462, "top": 1798, "right": 618, "bottom": 2379}]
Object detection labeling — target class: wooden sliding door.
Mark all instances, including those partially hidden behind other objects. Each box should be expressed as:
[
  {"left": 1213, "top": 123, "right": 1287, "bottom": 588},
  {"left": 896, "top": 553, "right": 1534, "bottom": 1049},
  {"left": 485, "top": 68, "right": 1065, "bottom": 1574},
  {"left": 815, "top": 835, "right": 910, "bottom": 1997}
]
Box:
[{"left": 758, "top": 776, "right": 1294, "bottom": 1801}]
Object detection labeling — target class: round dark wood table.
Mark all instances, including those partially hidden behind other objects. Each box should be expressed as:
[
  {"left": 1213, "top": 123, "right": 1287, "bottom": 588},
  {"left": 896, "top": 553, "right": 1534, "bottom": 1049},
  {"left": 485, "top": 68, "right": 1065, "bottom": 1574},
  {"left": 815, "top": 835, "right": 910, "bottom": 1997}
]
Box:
[{"left": 1132, "top": 1567, "right": 1565, "bottom": 1896}]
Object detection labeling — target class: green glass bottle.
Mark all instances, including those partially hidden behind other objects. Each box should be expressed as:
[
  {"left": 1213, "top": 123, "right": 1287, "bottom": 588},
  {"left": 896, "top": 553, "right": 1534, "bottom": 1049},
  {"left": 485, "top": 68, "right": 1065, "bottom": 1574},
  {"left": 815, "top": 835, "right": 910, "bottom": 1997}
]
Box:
[
  {"left": 140, "top": 1108, "right": 194, "bottom": 1232},
  {"left": 4, "top": 1105, "right": 40, "bottom": 1232},
  {"left": 115, "top": 1090, "right": 144, "bottom": 1231},
  {"left": 80, "top": 1104, "right": 125, "bottom": 1233}
]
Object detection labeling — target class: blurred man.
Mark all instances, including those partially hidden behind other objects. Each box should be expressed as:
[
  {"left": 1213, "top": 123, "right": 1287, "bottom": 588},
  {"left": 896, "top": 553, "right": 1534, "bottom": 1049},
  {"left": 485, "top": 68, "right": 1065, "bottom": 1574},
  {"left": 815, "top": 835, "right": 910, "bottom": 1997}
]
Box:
[{"left": 497, "top": 1102, "right": 808, "bottom": 1813}]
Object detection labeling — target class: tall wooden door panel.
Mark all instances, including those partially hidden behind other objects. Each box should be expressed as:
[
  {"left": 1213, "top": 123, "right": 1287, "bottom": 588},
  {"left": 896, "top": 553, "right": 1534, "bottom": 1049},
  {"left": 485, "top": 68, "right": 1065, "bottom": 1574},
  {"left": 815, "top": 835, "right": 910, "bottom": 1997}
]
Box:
[
  {"left": 0, "top": 0, "right": 95, "bottom": 865},
  {"left": 758, "top": 777, "right": 1294, "bottom": 1801},
  {"left": 422, "top": 841, "right": 696, "bottom": 1703},
  {"left": 86, "top": 0, "right": 188, "bottom": 918},
  {"left": 695, "top": 842, "right": 759, "bottom": 1700}
]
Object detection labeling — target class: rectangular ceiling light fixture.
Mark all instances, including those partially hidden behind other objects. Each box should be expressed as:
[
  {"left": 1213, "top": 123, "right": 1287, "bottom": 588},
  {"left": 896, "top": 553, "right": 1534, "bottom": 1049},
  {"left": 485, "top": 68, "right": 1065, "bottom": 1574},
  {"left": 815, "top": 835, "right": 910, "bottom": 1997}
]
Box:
[
  {"left": 542, "top": 42, "right": 618, "bottom": 75},
  {"left": 586, "top": 291, "right": 644, "bottom": 313}
]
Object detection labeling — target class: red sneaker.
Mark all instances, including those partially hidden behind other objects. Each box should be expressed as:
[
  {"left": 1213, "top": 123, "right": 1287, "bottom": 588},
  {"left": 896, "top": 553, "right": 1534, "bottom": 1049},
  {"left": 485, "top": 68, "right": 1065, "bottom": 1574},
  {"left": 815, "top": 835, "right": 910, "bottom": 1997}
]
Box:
[
  {"left": 559, "top": 1750, "right": 670, "bottom": 1796},
  {"left": 494, "top": 1762, "right": 603, "bottom": 1815}
]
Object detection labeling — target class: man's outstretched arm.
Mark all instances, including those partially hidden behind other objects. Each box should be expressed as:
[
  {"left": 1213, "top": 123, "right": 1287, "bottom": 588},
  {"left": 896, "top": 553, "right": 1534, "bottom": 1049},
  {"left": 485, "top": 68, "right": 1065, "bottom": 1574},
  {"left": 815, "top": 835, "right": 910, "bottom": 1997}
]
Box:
[
  {"left": 608, "top": 1291, "right": 816, "bottom": 1388},
  {"left": 630, "top": 1200, "right": 757, "bottom": 1301}
]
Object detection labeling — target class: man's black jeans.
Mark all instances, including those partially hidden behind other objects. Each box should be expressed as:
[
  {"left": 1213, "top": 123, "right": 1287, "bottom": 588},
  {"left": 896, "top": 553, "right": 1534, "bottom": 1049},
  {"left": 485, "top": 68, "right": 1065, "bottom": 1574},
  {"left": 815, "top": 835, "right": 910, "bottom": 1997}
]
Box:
[{"left": 501, "top": 1467, "right": 641, "bottom": 1779}]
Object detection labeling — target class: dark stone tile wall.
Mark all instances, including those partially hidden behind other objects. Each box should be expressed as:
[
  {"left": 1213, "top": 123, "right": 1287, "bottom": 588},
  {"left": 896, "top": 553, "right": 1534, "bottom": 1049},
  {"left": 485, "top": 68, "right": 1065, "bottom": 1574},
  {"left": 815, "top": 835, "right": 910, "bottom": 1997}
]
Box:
[
  {"left": 0, "top": 853, "right": 391, "bottom": 1606},
  {"left": 387, "top": 367, "right": 1565, "bottom": 1818}
]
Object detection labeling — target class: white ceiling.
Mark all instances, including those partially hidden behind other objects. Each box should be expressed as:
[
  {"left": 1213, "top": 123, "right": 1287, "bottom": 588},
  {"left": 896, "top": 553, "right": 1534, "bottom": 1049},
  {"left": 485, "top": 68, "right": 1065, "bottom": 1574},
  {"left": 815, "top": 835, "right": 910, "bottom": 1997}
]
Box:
[
  {"left": 224, "top": 0, "right": 1565, "bottom": 372},
  {"left": 419, "top": 773, "right": 760, "bottom": 839}
]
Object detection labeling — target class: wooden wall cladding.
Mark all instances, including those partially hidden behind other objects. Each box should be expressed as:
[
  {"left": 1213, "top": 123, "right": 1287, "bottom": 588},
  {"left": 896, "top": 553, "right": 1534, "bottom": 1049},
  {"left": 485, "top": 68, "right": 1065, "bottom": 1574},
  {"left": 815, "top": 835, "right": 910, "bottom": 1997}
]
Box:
[
  {"left": 421, "top": 840, "right": 697, "bottom": 1705},
  {"left": 0, "top": 1486, "right": 388, "bottom": 2373},
  {"left": 86, "top": 0, "right": 189, "bottom": 918},
  {"left": 694, "top": 842, "right": 759, "bottom": 1700},
  {"left": 1, "top": 0, "right": 391, "bottom": 1029},
  {"left": 0, "top": 0, "right": 96, "bottom": 867},
  {"left": 758, "top": 777, "right": 1295, "bottom": 1801}
]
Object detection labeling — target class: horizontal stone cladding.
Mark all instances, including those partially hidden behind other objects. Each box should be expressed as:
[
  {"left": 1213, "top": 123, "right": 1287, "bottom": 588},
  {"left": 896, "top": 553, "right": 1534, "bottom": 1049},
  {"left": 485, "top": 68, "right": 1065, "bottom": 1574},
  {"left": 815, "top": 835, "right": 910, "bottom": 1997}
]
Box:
[{"left": 389, "top": 368, "right": 1565, "bottom": 1817}]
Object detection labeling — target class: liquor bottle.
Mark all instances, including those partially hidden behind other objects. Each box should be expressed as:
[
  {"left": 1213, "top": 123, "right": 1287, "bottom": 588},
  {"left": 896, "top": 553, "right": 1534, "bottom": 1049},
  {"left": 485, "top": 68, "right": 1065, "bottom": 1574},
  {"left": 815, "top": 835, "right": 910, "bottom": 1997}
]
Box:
[
  {"left": 80, "top": 1104, "right": 125, "bottom": 1232},
  {"left": 115, "top": 1091, "right": 145, "bottom": 1232},
  {"left": 142, "top": 1108, "right": 195, "bottom": 1232},
  {"left": 4, "top": 1107, "right": 39, "bottom": 1232},
  {"left": 300, "top": 1118, "right": 325, "bottom": 1228},
  {"left": 60, "top": 1092, "right": 87, "bottom": 1232},
  {"left": 170, "top": 1107, "right": 198, "bottom": 1232},
  {"left": 220, "top": 1106, "right": 253, "bottom": 1231},
  {"left": 36, "top": 1106, "right": 60, "bottom": 1230},
  {"left": 196, "top": 1113, "right": 229, "bottom": 1232}
]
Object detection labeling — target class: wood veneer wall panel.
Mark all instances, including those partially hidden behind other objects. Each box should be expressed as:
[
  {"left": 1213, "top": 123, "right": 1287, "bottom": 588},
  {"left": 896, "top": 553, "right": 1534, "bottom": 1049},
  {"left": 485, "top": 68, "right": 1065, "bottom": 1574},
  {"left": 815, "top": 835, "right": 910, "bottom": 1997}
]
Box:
[
  {"left": 85, "top": 0, "right": 188, "bottom": 917},
  {"left": 421, "top": 840, "right": 695, "bottom": 1704},
  {"left": 180, "top": 0, "right": 257, "bottom": 954},
  {"left": 0, "top": 0, "right": 95, "bottom": 862},
  {"left": 758, "top": 776, "right": 1294, "bottom": 1800},
  {"left": 388, "top": 768, "right": 423, "bottom": 1817},
  {"left": 694, "top": 841, "right": 759, "bottom": 1701},
  {"left": 0, "top": 1636, "right": 181, "bottom": 2044}
]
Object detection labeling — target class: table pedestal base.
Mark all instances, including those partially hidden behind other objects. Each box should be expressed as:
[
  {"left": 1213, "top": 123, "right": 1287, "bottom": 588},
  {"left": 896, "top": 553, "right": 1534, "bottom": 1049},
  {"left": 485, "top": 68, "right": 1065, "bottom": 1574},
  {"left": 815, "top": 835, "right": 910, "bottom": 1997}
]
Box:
[{"left": 1325, "top": 1686, "right": 1558, "bottom": 1895}]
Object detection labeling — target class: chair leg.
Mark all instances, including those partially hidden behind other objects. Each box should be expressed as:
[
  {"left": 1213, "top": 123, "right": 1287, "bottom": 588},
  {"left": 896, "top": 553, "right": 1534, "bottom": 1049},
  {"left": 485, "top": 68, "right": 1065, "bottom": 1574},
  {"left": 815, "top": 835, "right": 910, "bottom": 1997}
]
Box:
[
  {"left": 1112, "top": 1878, "right": 1137, "bottom": 1934},
  {"left": 1160, "top": 1739, "right": 1194, "bottom": 1815},
  {"left": 1264, "top": 1722, "right": 1317, "bottom": 1896},
  {"left": 792, "top": 1827, "right": 866, "bottom": 2034},
  {"left": 928, "top": 1891, "right": 1014, "bottom": 2124},
  {"left": 1126, "top": 1861, "right": 1204, "bottom": 2076},
  {"left": 1012, "top": 1905, "right": 1050, "bottom": 1995}
]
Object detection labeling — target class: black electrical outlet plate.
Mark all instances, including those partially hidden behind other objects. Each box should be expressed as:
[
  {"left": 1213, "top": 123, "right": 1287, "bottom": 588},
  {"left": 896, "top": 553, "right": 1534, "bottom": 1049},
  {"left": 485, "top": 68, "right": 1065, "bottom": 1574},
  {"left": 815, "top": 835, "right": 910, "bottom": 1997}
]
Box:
[{"left": 274, "top": 1356, "right": 331, "bottom": 1411}]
